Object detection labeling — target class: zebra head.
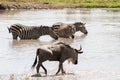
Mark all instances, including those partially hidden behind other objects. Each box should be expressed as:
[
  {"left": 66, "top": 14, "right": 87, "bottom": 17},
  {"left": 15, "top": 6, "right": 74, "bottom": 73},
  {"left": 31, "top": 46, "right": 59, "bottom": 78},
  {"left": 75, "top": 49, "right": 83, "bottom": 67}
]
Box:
[{"left": 74, "top": 22, "right": 88, "bottom": 34}]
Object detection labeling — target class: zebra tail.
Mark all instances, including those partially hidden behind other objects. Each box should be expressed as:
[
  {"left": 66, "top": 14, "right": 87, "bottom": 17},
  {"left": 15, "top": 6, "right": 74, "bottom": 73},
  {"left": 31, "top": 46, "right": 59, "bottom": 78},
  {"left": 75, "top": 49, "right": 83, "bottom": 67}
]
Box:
[{"left": 7, "top": 27, "right": 10, "bottom": 33}]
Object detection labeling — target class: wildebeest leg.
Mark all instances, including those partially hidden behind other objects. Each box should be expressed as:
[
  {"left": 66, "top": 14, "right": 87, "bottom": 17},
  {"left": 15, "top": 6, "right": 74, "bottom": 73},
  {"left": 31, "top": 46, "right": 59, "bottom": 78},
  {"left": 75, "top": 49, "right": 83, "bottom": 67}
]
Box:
[
  {"left": 61, "top": 63, "right": 66, "bottom": 74},
  {"left": 31, "top": 62, "right": 41, "bottom": 77},
  {"left": 41, "top": 64, "right": 47, "bottom": 75},
  {"left": 35, "top": 62, "right": 41, "bottom": 77},
  {"left": 56, "top": 62, "right": 62, "bottom": 75}
]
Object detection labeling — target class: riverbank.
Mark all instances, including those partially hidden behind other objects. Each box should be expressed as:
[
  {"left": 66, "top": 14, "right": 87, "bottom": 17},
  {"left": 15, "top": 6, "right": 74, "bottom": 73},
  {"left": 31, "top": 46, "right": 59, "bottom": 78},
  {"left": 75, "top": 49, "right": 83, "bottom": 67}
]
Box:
[
  {"left": 0, "top": 1, "right": 120, "bottom": 10},
  {"left": 0, "top": 2, "right": 79, "bottom": 10}
]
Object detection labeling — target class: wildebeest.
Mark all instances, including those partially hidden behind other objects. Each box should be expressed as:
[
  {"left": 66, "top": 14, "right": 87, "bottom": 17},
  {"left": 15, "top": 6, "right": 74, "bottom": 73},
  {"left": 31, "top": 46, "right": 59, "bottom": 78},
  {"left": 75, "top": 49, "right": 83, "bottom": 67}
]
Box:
[
  {"left": 52, "top": 22, "right": 88, "bottom": 39},
  {"left": 52, "top": 23, "right": 76, "bottom": 38},
  {"left": 31, "top": 42, "right": 83, "bottom": 77},
  {"left": 8, "top": 24, "right": 58, "bottom": 40}
]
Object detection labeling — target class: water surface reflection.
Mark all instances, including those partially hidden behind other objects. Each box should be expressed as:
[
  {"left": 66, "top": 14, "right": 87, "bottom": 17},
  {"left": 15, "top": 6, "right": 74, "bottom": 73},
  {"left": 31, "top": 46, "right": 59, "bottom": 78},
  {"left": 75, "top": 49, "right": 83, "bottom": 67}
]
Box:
[{"left": 0, "top": 8, "right": 120, "bottom": 79}]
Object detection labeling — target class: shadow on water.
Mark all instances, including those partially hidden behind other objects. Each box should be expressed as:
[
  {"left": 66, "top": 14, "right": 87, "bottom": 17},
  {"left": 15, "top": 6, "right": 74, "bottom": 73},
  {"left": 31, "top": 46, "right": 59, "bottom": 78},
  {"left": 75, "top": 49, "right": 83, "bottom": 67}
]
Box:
[
  {"left": 9, "top": 39, "right": 56, "bottom": 48},
  {"left": 9, "top": 38, "right": 76, "bottom": 48},
  {"left": 6, "top": 73, "right": 76, "bottom": 80},
  {"left": 11, "top": 40, "right": 44, "bottom": 47},
  {"left": 57, "top": 38, "right": 74, "bottom": 44},
  {"left": 8, "top": 34, "right": 87, "bottom": 54},
  {"left": 48, "top": 73, "right": 75, "bottom": 77},
  {"left": 56, "top": 34, "right": 87, "bottom": 45},
  {"left": 30, "top": 73, "right": 76, "bottom": 80}
]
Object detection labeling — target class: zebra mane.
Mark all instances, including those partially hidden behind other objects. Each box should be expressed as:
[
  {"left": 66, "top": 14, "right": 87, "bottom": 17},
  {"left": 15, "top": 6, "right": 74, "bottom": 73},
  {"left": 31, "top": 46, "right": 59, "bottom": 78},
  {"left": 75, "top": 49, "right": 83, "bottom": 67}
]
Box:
[
  {"left": 33, "top": 25, "right": 51, "bottom": 30},
  {"left": 37, "top": 25, "right": 51, "bottom": 28},
  {"left": 40, "top": 25, "right": 50, "bottom": 27}
]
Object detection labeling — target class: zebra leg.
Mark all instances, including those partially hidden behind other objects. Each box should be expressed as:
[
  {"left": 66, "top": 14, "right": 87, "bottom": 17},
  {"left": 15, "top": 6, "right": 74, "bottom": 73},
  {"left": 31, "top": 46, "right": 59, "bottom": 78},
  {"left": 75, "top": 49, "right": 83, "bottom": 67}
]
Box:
[{"left": 12, "top": 34, "right": 18, "bottom": 39}]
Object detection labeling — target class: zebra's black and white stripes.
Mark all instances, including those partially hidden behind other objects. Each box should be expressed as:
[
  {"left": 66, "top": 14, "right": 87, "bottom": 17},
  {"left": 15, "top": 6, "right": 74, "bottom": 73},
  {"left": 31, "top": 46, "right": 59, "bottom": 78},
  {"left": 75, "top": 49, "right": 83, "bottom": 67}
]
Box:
[
  {"left": 8, "top": 22, "right": 88, "bottom": 40},
  {"left": 8, "top": 24, "right": 58, "bottom": 40}
]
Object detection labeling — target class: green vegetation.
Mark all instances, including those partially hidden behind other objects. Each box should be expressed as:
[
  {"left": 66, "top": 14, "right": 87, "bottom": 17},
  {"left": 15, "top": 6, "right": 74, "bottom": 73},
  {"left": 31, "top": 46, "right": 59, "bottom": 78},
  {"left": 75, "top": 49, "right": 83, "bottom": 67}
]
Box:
[{"left": 0, "top": 0, "right": 120, "bottom": 8}]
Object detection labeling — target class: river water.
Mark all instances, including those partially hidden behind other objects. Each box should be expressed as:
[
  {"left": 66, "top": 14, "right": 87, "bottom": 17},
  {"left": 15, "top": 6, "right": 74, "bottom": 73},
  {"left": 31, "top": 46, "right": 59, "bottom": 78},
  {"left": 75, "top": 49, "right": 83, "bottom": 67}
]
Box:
[{"left": 0, "top": 8, "right": 120, "bottom": 80}]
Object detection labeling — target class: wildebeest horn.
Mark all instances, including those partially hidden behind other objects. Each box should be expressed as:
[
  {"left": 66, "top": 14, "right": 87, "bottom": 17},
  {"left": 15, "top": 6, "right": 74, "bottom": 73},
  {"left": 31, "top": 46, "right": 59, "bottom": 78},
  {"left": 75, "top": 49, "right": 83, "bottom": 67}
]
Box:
[
  {"left": 79, "top": 45, "right": 82, "bottom": 51},
  {"left": 77, "top": 45, "right": 83, "bottom": 54}
]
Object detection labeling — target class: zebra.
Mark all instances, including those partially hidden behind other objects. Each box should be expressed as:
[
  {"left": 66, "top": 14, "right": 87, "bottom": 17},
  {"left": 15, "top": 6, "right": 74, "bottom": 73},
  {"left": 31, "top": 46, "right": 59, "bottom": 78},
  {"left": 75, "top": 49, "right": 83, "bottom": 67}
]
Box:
[
  {"left": 8, "top": 24, "right": 58, "bottom": 40},
  {"left": 51, "top": 22, "right": 88, "bottom": 39}
]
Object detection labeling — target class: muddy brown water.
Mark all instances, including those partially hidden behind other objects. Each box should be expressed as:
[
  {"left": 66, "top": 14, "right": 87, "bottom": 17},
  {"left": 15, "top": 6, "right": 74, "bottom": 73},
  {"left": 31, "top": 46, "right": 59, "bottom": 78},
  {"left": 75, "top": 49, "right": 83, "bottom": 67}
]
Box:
[{"left": 0, "top": 8, "right": 120, "bottom": 80}]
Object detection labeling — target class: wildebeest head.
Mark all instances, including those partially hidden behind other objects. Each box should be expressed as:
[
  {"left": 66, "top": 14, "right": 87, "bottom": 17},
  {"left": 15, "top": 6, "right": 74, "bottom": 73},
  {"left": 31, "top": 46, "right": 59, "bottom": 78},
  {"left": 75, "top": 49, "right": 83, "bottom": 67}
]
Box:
[
  {"left": 74, "top": 22, "right": 88, "bottom": 34},
  {"left": 68, "top": 45, "right": 83, "bottom": 65}
]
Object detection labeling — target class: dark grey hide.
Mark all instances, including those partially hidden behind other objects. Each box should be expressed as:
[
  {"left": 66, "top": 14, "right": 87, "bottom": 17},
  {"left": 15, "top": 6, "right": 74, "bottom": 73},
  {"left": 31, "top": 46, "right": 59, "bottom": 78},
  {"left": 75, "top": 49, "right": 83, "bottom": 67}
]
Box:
[{"left": 31, "top": 42, "right": 83, "bottom": 77}]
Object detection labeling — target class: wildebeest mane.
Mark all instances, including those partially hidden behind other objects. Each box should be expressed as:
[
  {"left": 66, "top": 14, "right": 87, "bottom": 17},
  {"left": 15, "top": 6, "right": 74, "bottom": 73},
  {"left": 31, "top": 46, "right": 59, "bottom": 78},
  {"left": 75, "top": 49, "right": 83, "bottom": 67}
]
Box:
[{"left": 56, "top": 42, "right": 71, "bottom": 49}]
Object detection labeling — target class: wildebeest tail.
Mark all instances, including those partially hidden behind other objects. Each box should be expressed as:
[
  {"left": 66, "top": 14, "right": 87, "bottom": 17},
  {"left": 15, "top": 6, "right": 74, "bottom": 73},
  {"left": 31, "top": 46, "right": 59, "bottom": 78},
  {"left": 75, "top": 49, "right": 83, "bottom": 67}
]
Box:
[{"left": 32, "top": 49, "right": 39, "bottom": 68}]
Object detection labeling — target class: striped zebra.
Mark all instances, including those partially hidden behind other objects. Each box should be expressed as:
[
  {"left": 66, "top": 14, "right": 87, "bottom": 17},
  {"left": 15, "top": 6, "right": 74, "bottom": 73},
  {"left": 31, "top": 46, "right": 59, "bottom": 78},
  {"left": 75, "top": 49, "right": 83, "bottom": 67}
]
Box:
[
  {"left": 8, "top": 24, "right": 58, "bottom": 40},
  {"left": 51, "top": 22, "right": 88, "bottom": 39}
]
